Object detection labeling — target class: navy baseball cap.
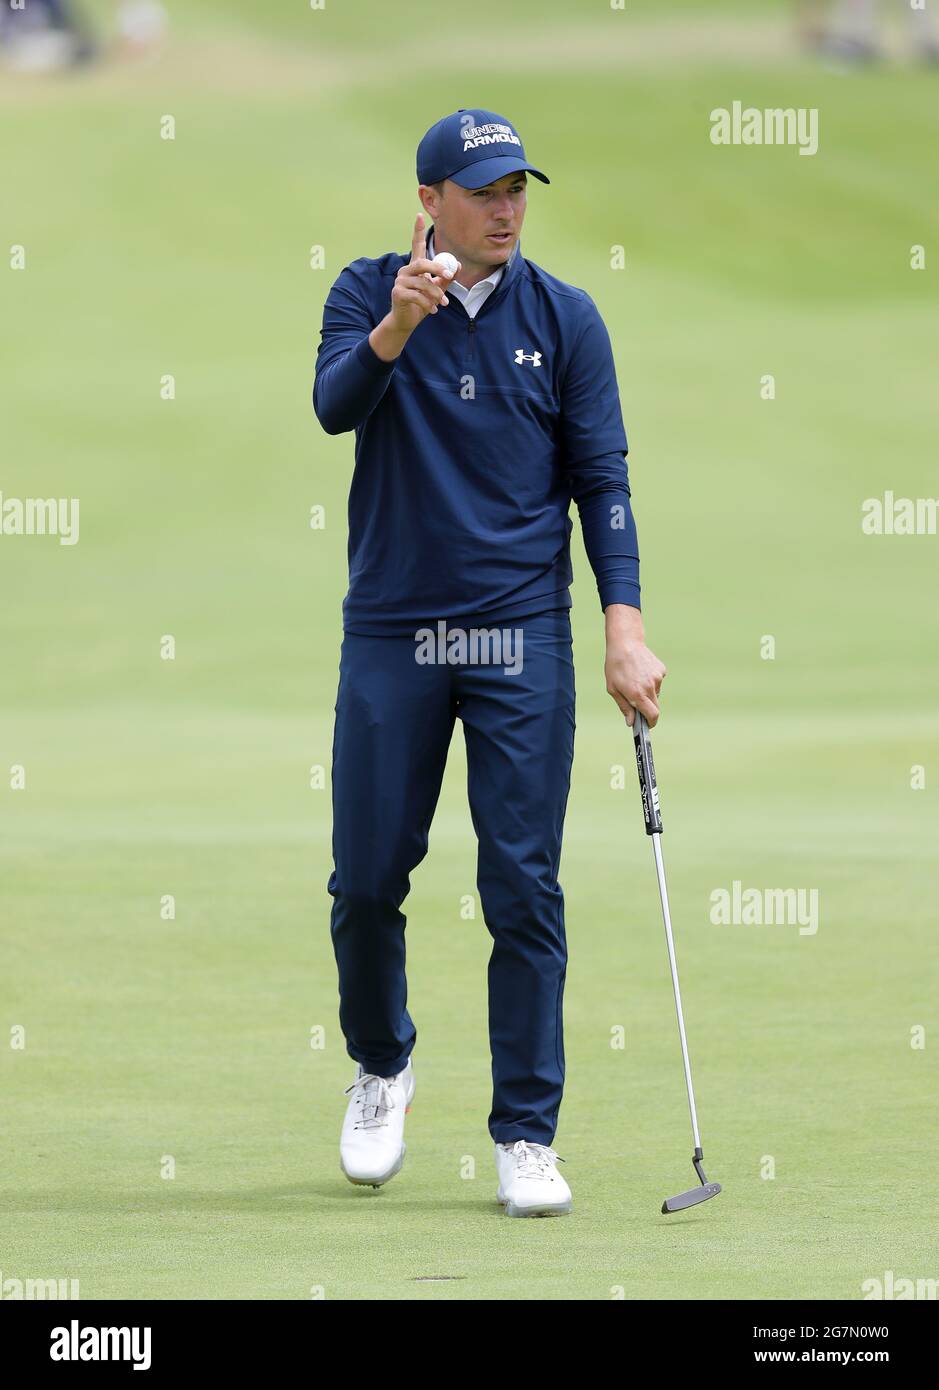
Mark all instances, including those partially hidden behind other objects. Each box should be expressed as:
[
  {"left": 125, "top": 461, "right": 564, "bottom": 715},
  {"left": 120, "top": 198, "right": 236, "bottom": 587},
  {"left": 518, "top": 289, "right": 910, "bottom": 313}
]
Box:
[{"left": 416, "top": 109, "right": 550, "bottom": 191}]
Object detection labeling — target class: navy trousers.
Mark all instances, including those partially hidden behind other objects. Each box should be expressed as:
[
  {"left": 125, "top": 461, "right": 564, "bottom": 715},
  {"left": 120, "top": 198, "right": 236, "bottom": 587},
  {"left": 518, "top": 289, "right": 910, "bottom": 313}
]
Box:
[{"left": 327, "top": 608, "right": 576, "bottom": 1145}]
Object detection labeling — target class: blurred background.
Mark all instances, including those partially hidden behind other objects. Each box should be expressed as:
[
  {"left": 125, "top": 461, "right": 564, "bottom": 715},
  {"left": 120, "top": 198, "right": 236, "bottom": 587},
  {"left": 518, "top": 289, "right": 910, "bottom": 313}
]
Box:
[{"left": 1, "top": 0, "right": 937, "bottom": 1301}]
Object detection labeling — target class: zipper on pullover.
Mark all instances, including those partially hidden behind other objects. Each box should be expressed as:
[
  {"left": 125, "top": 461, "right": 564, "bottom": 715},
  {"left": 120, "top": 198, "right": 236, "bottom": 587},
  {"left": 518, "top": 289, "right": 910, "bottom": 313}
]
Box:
[{"left": 443, "top": 262, "right": 512, "bottom": 363}]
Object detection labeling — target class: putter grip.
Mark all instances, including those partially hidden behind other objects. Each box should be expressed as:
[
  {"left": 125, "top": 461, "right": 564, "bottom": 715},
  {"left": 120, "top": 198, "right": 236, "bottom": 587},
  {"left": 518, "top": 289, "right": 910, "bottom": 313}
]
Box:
[{"left": 633, "top": 711, "right": 663, "bottom": 835}]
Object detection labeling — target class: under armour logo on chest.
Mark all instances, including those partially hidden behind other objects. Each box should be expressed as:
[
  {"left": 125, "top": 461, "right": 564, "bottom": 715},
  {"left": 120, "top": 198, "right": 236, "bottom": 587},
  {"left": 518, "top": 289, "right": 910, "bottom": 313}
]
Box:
[{"left": 514, "top": 349, "right": 543, "bottom": 367}]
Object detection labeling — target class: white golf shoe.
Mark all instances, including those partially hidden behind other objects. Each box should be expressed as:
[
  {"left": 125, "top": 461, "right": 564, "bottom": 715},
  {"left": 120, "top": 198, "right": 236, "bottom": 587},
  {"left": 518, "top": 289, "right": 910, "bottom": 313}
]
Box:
[
  {"left": 340, "top": 1057, "right": 415, "bottom": 1187},
  {"left": 495, "top": 1139, "right": 573, "bottom": 1217}
]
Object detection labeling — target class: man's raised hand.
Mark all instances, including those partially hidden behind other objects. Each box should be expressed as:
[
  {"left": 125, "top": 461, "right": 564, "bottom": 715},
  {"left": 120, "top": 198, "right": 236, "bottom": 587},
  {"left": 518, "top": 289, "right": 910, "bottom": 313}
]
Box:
[{"left": 387, "top": 213, "right": 461, "bottom": 333}]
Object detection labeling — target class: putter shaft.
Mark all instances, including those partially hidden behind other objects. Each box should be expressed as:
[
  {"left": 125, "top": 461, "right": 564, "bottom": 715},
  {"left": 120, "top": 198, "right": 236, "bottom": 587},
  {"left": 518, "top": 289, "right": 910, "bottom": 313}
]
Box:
[
  {"left": 650, "top": 828, "right": 701, "bottom": 1150},
  {"left": 633, "top": 710, "right": 722, "bottom": 1212}
]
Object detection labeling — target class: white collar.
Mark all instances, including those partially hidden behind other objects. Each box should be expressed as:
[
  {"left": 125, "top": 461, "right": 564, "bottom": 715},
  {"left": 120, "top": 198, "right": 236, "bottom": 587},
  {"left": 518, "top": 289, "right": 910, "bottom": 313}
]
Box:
[{"left": 427, "top": 229, "right": 504, "bottom": 294}]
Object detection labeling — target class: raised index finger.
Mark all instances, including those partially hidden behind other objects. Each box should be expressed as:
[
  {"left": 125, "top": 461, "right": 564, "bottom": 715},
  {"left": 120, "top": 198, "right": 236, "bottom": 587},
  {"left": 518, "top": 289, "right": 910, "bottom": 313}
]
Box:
[{"left": 411, "top": 213, "right": 427, "bottom": 265}]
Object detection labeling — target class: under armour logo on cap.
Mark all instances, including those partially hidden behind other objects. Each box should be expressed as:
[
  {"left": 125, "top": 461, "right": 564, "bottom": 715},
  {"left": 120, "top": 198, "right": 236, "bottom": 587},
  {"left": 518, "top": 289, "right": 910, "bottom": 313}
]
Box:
[{"left": 417, "top": 109, "right": 551, "bottom": 192}]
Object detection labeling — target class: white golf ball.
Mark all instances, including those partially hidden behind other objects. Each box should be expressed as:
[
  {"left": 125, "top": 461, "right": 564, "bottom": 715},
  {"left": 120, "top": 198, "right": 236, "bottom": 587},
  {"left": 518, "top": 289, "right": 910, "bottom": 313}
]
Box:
[{"left": 431, "top": 251, "right": 459, "bottom": 278}]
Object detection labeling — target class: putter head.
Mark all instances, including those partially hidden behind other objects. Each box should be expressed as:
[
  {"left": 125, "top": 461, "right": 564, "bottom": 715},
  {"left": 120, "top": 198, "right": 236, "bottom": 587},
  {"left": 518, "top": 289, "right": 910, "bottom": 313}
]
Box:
[
  {"left": 662, "top": 1150, "right": 722, "bottom": 1213},
  {"left": 662, "top": 1181, "right": 721, "bottom": 1214}
]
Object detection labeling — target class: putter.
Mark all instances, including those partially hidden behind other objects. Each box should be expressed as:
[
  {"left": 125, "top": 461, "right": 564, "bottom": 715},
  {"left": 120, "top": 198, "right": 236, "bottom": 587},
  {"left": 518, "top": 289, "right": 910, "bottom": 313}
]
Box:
[{"left": 632, "top": 709, "right": 722, "bottom": 1215}]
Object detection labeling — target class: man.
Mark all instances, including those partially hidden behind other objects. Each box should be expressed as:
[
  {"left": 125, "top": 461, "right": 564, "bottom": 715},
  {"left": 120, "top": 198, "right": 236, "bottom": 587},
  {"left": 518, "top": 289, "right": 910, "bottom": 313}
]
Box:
[
  {"left": 0, "top": 0, "right": 95, "bottom": 69},
  {"left": 809, "top": 0, "right": 939, "bottom": 62},
  {"left": 0, "top": 0, "right": 166, "bottom": 70},
  {"left": 312, "top": 109, "right": 665, "bottom": 1217}
]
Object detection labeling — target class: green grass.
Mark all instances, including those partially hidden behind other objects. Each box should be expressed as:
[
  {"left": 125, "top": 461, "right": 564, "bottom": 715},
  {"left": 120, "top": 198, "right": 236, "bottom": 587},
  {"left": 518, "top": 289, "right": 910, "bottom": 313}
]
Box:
[{"left": 1, "top": 0, "right": 937, "bottom": 1300}]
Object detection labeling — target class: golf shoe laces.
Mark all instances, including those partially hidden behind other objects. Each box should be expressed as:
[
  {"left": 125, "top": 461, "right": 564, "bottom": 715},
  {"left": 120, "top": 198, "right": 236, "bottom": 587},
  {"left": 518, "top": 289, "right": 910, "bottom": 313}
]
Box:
[
  {"left": 344, "top": 1071, "right": 397, "bottom": 1130},
  {"left": 506, "top": 1140, "right": 566, "bottom": 1178}
]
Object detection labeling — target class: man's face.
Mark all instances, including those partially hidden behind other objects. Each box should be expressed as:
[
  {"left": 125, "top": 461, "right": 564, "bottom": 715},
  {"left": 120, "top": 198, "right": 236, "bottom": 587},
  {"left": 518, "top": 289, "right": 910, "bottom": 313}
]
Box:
[{"left": 422, "top": 171, "right": 528, "bottom": 274}]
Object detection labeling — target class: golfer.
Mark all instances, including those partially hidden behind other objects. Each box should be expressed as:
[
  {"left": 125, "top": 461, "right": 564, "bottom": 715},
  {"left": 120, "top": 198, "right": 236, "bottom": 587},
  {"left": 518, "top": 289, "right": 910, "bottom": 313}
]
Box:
[{"left": 312, "top": 109, "right": 666, "bottom": 1217}]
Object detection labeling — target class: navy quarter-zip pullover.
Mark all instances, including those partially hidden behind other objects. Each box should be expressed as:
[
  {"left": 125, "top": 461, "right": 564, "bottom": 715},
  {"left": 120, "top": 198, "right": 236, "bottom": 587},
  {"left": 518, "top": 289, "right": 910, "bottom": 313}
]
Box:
[{"left": 313, "top": 224, "right": 640, "bottom": 635}]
